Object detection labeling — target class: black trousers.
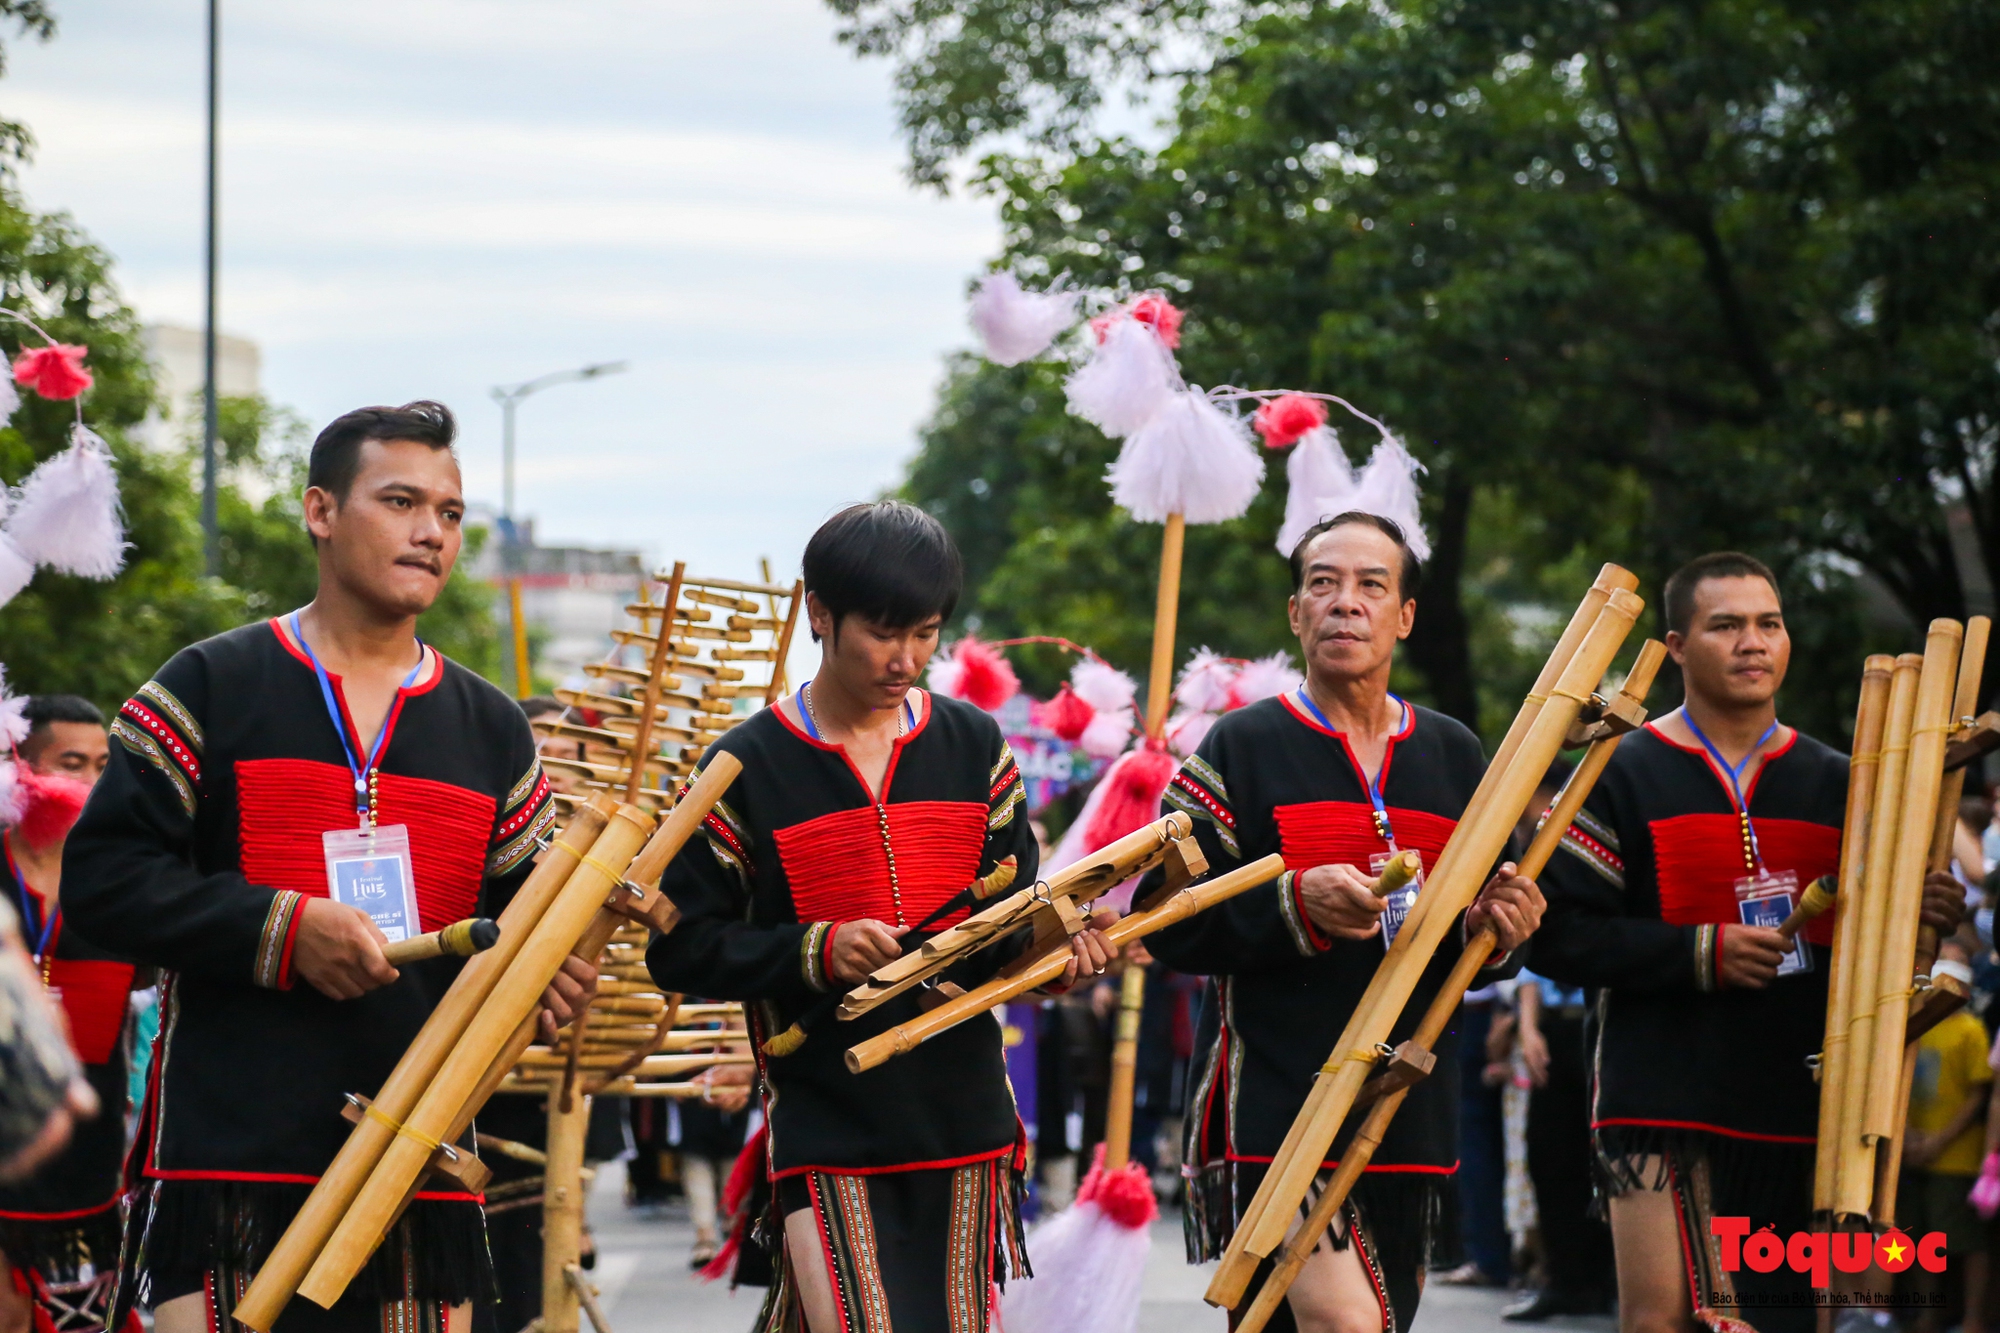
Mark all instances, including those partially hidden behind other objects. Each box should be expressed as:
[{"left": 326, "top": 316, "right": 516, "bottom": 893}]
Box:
[{"left": 1527, "top": 1011, "right": 1613, "bottom": 1297}]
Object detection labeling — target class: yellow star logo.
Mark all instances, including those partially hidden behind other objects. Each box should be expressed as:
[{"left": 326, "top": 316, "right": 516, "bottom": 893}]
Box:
[{"left": 1883, "top": 1238, "right": 1908, "bottom": 1265}]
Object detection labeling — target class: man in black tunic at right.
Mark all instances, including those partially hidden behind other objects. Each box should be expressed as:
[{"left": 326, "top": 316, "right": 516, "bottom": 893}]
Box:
[
  {"left": 1147, "top": 512, "right": 1545, "bottom": 1333},
  {"left": 1533, "top": 553, "right": 1963, "bottom": 1333}
]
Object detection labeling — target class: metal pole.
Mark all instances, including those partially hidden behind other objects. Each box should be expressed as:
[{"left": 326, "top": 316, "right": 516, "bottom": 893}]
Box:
[
  {"left": 201, "top": 0, "right": 220, "bottom": 575},
  {"left": 501, "top": 393, "right": 516, "bottom": 525}
]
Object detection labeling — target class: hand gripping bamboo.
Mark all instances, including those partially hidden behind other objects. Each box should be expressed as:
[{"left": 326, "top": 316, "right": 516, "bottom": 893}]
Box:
[
  {"left": 1917, "top": 616, "right": 1989, "bottom": 978},
  {"left": 1208, "top": 586, "right": 1643, "bottom": 1309},
  {"left": 297, "top": 801, "right": 659, "bottom": 1308},
  {"left": 1832, "top": 654, "right": 1922, "bottom": 1217},
  {"left": 232, "top": 796, "right": 616, "bottom": 1332},
  {"left": 1812, "top": 656, "right": 1892, "bottom": 1220},
  {"left": 844, "top": 853, "right": 1288, "bottom": 1073},
  {"left": 1232, "top": 639, "right": 1666, "bottom": 1333}
]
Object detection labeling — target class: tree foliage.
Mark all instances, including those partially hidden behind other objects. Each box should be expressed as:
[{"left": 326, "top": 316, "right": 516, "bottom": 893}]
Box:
[{"left": 844, "top": 0, "right": 1997, "bottom": 742}]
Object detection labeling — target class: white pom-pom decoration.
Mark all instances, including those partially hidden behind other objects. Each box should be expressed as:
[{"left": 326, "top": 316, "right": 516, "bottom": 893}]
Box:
[
  {"left": 1070, "top": 658, "right": 1138, "bottom": 716},
  {"left": 1165, "top": 708, "right": 1217, "bottom": 758},
  {"left": 1107, "top": 389, "right": 1264, "bottom": 525},
  {"left": 1001, "top": 1198, "right": 1152, "bottom": 1333},
  {"left": 0, "top": 758, "right": 19, "bottom": 829},
  {"left": 0, "top": 534, "right": 32, "bottom": 609},
  {"left": 0, "top": 667, "right": 28, "bottom": 747},
  {"left": 970, "top": 272, "right": 1080, "bottom": 367},
  {"left": 1230, "top": 651, "right": 1303, "bottom": 707},
  {"left": 7, "top": 427, "right": 126, "bottom": 579},
  {"left": 1348, "top": 437, "right": 1431, "bottom": 561},
  {"left": 1078, "top": 707, "right": 1137, "bottom": 760},
  {"left": 1275, "top": 423, "right": 1357, "bottom": 557},
  {"left": 1175, "top": 648, "right": 1238, "bottom": 714},
  {"left": 1065, "top": 316, "right": 1180, "bottom": 439},
  {"left": 0, "top": 376, "right": 19, "bottom": 429}
]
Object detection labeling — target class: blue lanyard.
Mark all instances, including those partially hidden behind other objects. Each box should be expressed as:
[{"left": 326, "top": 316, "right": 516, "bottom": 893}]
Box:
[
  {"left": 798, "top": 682, "right": 913, "bottom": 742},
  {"left": 290, "top": 612, "right": 424, "bottom": 824},
  {"left": 1295, "top": 687, "right": 1406, "bottom": 848},
  {"left": 4, "top": 837, "right": 56, "bottom": 966},
  {"left": 1682, "top": 712, "right": 1780, "bottom": 871}
]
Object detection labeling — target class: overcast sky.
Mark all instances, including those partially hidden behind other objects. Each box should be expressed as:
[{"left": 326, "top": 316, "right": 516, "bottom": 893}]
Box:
[{"left": 3, "top": 0, "right": 1001, "bottom": 585}]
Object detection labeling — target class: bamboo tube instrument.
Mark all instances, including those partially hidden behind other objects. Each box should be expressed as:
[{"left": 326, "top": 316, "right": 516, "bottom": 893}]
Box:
[
  {"left": 1146, "top": 513, "right": 1186, "bottom": 739},
  {"left": 233, "top": 797, "right": 617, "bottom": 1331},
  {"left": 381, "top": 917, "right": 500, "bottom": 967},
  {"left": 846, "top": 853, "right": 1288, "bottom": 1073},
  {"left": 1102, "top": 962, "right": 1148, "bottom": 1171},
  {"left": 1231, "top": 638, "right": 1667, "bottom": 1333},
  {"left": 1832, "top": 654, "right": 1922, "bottom": 1218},
  {"left": 1916, "top": 616, "right": 1990, "bottom": 979},
  {"left": 1209, "top": 583, "right": 1644, "bottom": 1308}
]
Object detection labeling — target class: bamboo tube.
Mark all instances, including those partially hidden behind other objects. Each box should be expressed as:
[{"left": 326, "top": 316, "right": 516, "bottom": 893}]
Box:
[
  {"left": 503, "top": 1077, "right": 708, "bottom": 1099},
  {"left": 1917, "top": 616, "right": 1989, "bottom": 976},
  {"left": 845, "top": 853, "right": 1288, "bottom": 1073},
  {"left": 764, "top": 579, "right": 803, "bottom": 706},
  {"left": 1233, "top": 640, "right": 1665, "bottom": 1333},
  {"left": 232, "top": 797, "right": 616, "bottom": 1332},
  {"left": 623, "top": 562, "right": 686, "bottom": 803},
  {"left": 540, "top": 1085, "right": 592, "bottom": 1333},
  {"left": 1873, "top": 1047, "right": 1919, "bottom": 1228},
  {"left": 1863, "top": 622, "right": 1961, "bottom": 1145},
  {"left": 1146, "top": 514, "right": 1187, "bottom": 740},
  {"left": 1815, "top": 656, "right": 1896, "bottom": 1216},
  {"left": 298, "top": 803, "right": 656, "bottom": 1309},
  {"left": 513, "top": 1051, "right": 754, "bottom": 1076},
  {"left": 1833, "top": 655, "right": 1922, "bottom": 1216},
  {"left": 381, "top": 917, "right": 499, "bottom": 967},
  {"left": 1211, "top": 588, "right": 1642, "bottom": 1305},
  {"left": 511, "top": 576, "right": 531, "bottom": 699},
  {"left": 1103, "top": 963, "right": 1148, "bottom": 1170},
  {"left": 1331, "top": 566, "right": 1638, "bottom": 1064}
]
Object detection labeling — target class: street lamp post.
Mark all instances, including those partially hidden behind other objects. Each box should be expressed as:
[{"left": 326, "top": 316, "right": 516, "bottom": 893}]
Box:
[{"left": 490, "top": 361, "right": 628, "bottom": 696}]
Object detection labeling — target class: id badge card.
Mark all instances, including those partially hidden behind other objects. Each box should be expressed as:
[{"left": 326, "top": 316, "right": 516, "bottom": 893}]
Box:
[
  {"left": 324, "top": 825, "right": 419, "bottom": 943},
  {"left": 1373, "top": 850, "right": 1425, "bottom": 952},
  {"left": 1735, "top": 869, "right": 1809, "bottom": 976}
]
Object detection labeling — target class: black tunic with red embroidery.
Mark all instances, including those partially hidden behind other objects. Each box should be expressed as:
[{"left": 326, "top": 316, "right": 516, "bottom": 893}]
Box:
[
  {"left": 1531, "top": 724, "right": 1844, "bottom": 1177},
  {"left": 61, "top": 619, "right": 556, "bottom": 1310},
  {"left": 0, "top": 838, "right": 136, "bottom": 1283},
  {"left": 644, "top": 692, "right": 1035, "bottom": 1179},
  {"left": 1143, "top": 693, "right": 1510, "bottom": 1280}
]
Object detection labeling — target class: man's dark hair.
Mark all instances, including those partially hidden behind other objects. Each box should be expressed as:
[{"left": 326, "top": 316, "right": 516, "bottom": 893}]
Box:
[
  {"left": 519, "top": 696, "right": 563, "bottom": 721},
  {"left": 21, "top": 694, "right": 105, "bottom": 760},
  {"left": 802, "top": 502, "right": 963, "bottom": 642},
  {"left": 1288, "top": 511, "right": 1423, "bottom": 602},
  {"left": 307, "top": 400, "right": 458, "bottom": 502},
  {"left": 1663, "top": 552, "right": 1780, "bottom": 636}
]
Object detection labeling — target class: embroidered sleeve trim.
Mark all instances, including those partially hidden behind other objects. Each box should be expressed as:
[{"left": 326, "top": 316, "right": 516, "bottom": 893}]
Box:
[
  {"left": 1276, "top": 871, "right": 1327, "bottom": 956},
  {"left": 112, "top": 717, "right": 197, "bottom": 818},
  {"left": 802, "top": 922, "right": 835, "bottom": 992},
  {"left": 1558, "top": 822, "right": 1625, "bottom": 890},
  {"left": 276, "top": 899, "right": 306, "bottom": 990},
  {"left": 256, "top": 891, "right": 305, "bottom": 989},
  {"left": 1695, "top": 923, "right": 1719, "bottom": 993},
  {"left": 137, "top": 680, "right": 204, "bottom": 754},
  {"left": 989, "top": 741, "right": 1017, "bottom": 785},
  {"left": 501, "top": 760, "right": 547, "bottom": 815},
  {"left": 1571, "top": 807, "right": 1620, "bottom": 855},
  {"left": 489, "top": 797, "right": 558, "bottom": 877},
  {"left": 1166, "top": 767, "right": 1240, "bottom": 860},
  {"left": 987, "top": 766, "right": 1026, "bottom": 834}
]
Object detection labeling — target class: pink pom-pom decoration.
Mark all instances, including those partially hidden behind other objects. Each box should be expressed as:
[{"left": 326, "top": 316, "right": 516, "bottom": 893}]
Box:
[
  {"left": 926, "top": 636, "right": 1019, "bottom": 712},
  {"left": 1071, "top": 658, "right": 1138, "bottom": 715},
  {"left": 12, "top": 344, "right": 92, "bottom": 400},
  {"left": 1125, "top": 294, "right": 1183, "bottom": 349},
  {"left": 1228, "top": 652, "right": 1304, "bottom": 709},
  {"left": 1253, "top": 393, "right": 1328, "bottom": 449},
  {"left": 1034, "top": 683, "right": 1097, "bottom": 744},
  {"left": 1174, "top": 648, "right": 1238, "bottom": 714},
  {"left": 1165, "top": 708, "right": 1217, "bottom": 759},
  {"left": 13, "top": 768, "right": 89, "bottom": 848},
  {"left": 1974, "top": 1153, "right": 2000, "bottom": 1219}
]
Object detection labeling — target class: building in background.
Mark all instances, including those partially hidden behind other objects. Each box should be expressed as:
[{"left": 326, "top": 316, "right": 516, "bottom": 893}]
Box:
[
  {"left": 138, "top": 324, "right": 261, "bottom": 451},
  {"left": 461, "top": 506, "right": 647, "bottom": 686}
]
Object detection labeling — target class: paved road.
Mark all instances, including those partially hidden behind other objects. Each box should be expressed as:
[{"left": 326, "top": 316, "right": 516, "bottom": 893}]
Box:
[{"left": 583, "top": 1162, "right": 1618, "bottom": 1333}]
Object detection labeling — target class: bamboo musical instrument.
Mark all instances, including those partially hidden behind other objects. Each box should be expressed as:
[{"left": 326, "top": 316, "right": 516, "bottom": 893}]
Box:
[
  {"left": 381, "top": 918, "right": 500, "bottom": 967},
  {"left": 1102, "top": 962, "right": 1148, "bottom": 1171},
  {"left": 1231, "top": 636, "right": 1666, "bottom": 1332},
  {"left": 845, "top": 853, "right": 1289, "bottom": 1073},
  {"left": 1831, "top": 654, "right": 1921, "bottom": 1217},
  {"left": 1208, "top": 581, "right": 1644, "bottom": 1308},
  {"left": 232, "top": 797, "right": 616, "bottom": 1331},
  {"left": 837, "top": 813, "right": 1203, "bottom": 1021},
  {"left": 1777, "top": 878, "right": 1836, "bottom": 944},
  {"left": 1917, "top": 616, "right": 1989, "bottom": 978}
]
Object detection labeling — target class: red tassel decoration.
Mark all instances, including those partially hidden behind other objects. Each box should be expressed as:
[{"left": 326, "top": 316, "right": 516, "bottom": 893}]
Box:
[
  {"left": 1034, "top": 683, "right": 1096, "bottom": 743},
  {"left": 1080, "top": 746, "right": 1178, "bottom": 855},
  {"left": 13, "top": 767, "right": 88, "bottom": 848},
  {"left": 12, "top": 344, "right": 92, "bottom": 400},
  {"left": 930, "top": 636, "right": 1020, "bottom": 712},
  {"left": 1252, "top": 392, "right": 1328, "bottom": 448}
]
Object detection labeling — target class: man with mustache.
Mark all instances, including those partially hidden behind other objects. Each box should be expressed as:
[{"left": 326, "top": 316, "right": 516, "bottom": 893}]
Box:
[
  {"left": 0, "top": 696, "right": 124, "bottom": 1333},
  {"left": 647, "top": 501, "right": 1113, "bottom": 1333},
  {"left": 1146, "top": 512, "right": 1545, "bottom": 1333},
  {"left": 64, "top": 402, "right": 588, "bottom": 1333},
  {"left": 1531, "top": 553, "right": 1963, "bottom": 1333}
]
